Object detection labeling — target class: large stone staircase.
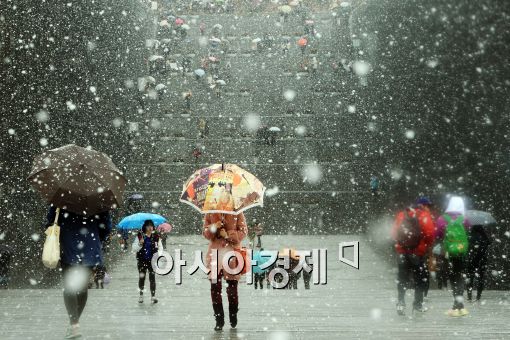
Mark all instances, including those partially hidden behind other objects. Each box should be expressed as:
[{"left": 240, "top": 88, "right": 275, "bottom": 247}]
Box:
[{"left": 124, "top": 6, "right": 382, "bottom": 234}]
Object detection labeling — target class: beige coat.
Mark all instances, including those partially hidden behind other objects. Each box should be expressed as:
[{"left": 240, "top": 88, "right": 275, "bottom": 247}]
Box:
[{"left": 203, "top": 213, "right": 248, "bottom": 281}]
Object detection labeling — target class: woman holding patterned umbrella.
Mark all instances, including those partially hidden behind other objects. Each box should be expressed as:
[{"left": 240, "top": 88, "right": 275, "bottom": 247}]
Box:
[{"left": 180, "top": 163, "right": 265, "bottom": 331}]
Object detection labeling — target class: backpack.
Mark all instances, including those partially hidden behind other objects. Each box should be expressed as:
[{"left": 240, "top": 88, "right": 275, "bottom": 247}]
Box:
[
  {"left": 396, "top": 210, "right": 423, "bottom": 249},
  {"left": 443, "top": 214, "right": 469, "bottom": 257}
]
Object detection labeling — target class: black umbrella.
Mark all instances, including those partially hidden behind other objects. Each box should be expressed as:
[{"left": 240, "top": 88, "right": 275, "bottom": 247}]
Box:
[{"left": 27, "top": 144, "right": 127, "bottom": 215}]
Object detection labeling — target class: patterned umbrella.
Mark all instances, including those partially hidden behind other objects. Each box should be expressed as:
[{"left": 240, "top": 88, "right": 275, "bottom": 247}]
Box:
[
  {"left": 180, "top": 164, "right": 265, "bottom": 215},
  {"left": 28, "top": 144, "right": 126, "bottom": 215}
]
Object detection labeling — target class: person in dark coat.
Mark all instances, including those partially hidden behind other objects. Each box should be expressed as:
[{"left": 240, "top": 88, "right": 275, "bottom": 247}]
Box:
[
  {"left": 45, "top": 206, "right": 111, "bottom": 339},
  {"left": 467, "top": 225, "right": 491, "bottom": 301},
  {"left": 93, "top": 265, "right": 106, "bottom": 289},
  {"left": 0, "top": 244, "right": 12, "bottom": 289},
  {"left": 136, "top": 220, "right": 159, "bottom": 304},
  {"left": 302, "top": 258, "right": 312, "bottom": 290}
]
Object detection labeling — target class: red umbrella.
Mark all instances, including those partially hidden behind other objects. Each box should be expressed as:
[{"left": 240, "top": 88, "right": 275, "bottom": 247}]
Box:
[
  {"left": 175, "top": 18, "right": 184, "bottom": 26},
  {"left": 157, "top": 223, "right": 173, "bottom": 233},
  {"left": 298, "top": 37, "right": 308, "bottom": 47}
]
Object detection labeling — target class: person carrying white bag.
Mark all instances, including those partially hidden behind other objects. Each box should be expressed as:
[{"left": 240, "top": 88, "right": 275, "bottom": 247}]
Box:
[
  {"left": 43, "top": 206, "right": 112, "bottom": 339},
  {"left": 42, "top": 208, "right": 61, "bottom": 268}
]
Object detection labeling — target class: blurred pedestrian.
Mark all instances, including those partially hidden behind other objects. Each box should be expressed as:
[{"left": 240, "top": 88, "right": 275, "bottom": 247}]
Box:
[
  {"left": 302, "top": 258, "right": 312, "bottom": 289},
  {"left": 93, "top": 265, "right": 106, "bottom": 289},
  {"left": 198, "top": 118, "right": 209, "bottom": 138},
  {"left": 370, "top": 176, "right": 379, "bottom": 196},
  {"left": 44, "top": 206, "right": 111, "bottom": 339},
  {"left": 392, "top": 205, "right": 434, "bottom": 315},
  {"left": 415, "top": 196, "right": 436, "bottom": 299},
  {"left": 287, "top": 255, "right": 301, "bottom": 289},
  {"left": 184, "top": 91, "right": 192, "bottom": 113},
  {"left": 252, "top": 248, "right": 268, "bottom": 290},
  {"left": 435, "top": 196, "right": 470, "bottom": 317},
  {"left": 467, "top": 224, "right": 491, "bottom": 301},
  {"left": 0, "top": 244, "right": 12, "bottom": 289}
]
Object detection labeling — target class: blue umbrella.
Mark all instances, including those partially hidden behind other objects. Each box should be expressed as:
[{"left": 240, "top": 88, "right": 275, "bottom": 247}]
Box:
[
  {"left": 252, "top": 251, "right": 270, "bottom": 274},
  {"left": 118, "top": 213, "right": 167, "bottom": 230}
]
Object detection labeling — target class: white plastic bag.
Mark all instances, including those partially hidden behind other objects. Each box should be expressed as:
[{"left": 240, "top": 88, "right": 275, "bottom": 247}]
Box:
[
  {"left": 432, "top": 243, "right": 442, "bottom": 256},
  {"left": 42, "top": 208, "right": 61, "bottom": 269},
  {"left": 132, "top": 237, "right": 141, "bottom": 253},
  {"left": 157, "top": 239, "right": 164, "bottom": 256}
]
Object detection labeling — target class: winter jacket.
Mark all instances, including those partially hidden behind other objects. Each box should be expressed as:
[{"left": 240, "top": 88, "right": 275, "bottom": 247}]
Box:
[
  {"left": 435, "top": 213, "right": 471, "bottom": 240},
  {"left": 45, "top": 206, "right": 111, "bottom": 267},
  {"left": 435, "top": 196, "right": 470, "bottom": 240},
  {"left": 136, "top": 232, "right": 159, "bottom": 262},
  {"left": 203, "top": 213, "right": 248, "bottom": 281},
  {"left": 392, "top": 208, "right": 435, "bottom": 257}
]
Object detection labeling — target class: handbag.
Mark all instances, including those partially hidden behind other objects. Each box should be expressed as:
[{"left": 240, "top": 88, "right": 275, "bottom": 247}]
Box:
[
  {"left": 42, "top": 208, "right": 61, "bottom": 269},
  {"left": 132, "top": 236, "right": 142, "bottom": 253},
  {"left": 234, "top": 247, "right": 250, "bottom": 275},
  {"left": 157, "top": 238, "right": 164, "bottom": 256}
]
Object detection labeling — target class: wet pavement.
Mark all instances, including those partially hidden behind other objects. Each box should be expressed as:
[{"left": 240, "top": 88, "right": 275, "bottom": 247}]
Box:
[{"left": 1, "top": 235, "right": 509, "bottom": 339}]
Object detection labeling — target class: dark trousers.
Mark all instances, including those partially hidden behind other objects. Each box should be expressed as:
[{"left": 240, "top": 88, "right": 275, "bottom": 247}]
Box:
[
  {"left": 397, "top": 254, "right": 427, "bottom": 308},
  {"left": 287, "top": 273, "right": 298, "bottom": 289},
  {"left": 62, "top": 264, "right": 92, "bottom": 325},
  {"left": 254, "top": 273, "right": 265, "bottom": 289},
  {"left": 467, "top": 251, "right": 487, "bottom": 300},
  {"left": 138, "top": 259, "right": 156, "bottom": 296},
  {"left": 210, "top": 271, "right": 238, "bottom": 306},
  {"left": 303, "top": 270, "right": 312, "bottom": 289},
  {"left": 436, "top": 255, "right": 449, "bottom": 289},
  {"left": 448, "top": 256, "right": 466, "bottom": 309}
]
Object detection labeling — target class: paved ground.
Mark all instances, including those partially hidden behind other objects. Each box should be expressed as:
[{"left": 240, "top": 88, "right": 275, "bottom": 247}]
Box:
[{"left": 1, "top": 235, "right": 509, "bottom": 339}]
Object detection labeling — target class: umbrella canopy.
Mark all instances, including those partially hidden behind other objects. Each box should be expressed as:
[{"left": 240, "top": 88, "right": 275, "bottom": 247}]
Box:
[
  {"left": 155, "top": 83, "right": 166, "bottom": 91},
  {"left": 269, "top": 126, "right": 281, "bottom": 132},
  {"left": 209, "top": 37, "right": 222, "bottom": 44},
  {"left": 194, "top": 68, "right": 206, "bottom": 77},
  {"left": 208, "top": 56, "right": 220, "bottom": 62},
  {"left": 157, "top": 222, "right": 173, "bottom": 233},
  {"left": 118, "top": 213, "right": 167, "bottom": 230},
  {"left": 145, "top": 76, "right": 156, "bottom": 83},
  {"left": 216, "top": 79, "right": 226, "bottom": 86},
  {"left": 213, "top": 24, "right": 223, "bottom": 30},
  {"left": 149, "top": 55, "right": 164, "bottom": 62},
  {"left": 159, "top": 19, "right": 169, "bottom": 27},
  {"left": 279, "top": 5, "right": 292, "bottom": 13},
  {"left": 252, "top": 251, "right": 270, "bottom": 274},
  {"left": 146, "top": 39, "right": 160, "bottom": 48},
  {"left": 252, "top": 38, "right": 262, "bottom": 43},
  {"left": 180, "top": 164, "right": 266, "bottom": 215},
  {"left": 465, "top": 210, "right": 497, "bottom": 226},
  {"left": 181, "top": 24, "right": 190, "bottom": 30},
  {"left": 175, "top": 18, "right": 184, "bottom": 26},
  {"left": 298, "top": 37, "right": 308, "bottom": 47},
  {"left": 28, "top": 144, "right": 127, "bottom": 215},
  {"left": 128, "top": 193, "right": 144, "bottom": 200}
]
